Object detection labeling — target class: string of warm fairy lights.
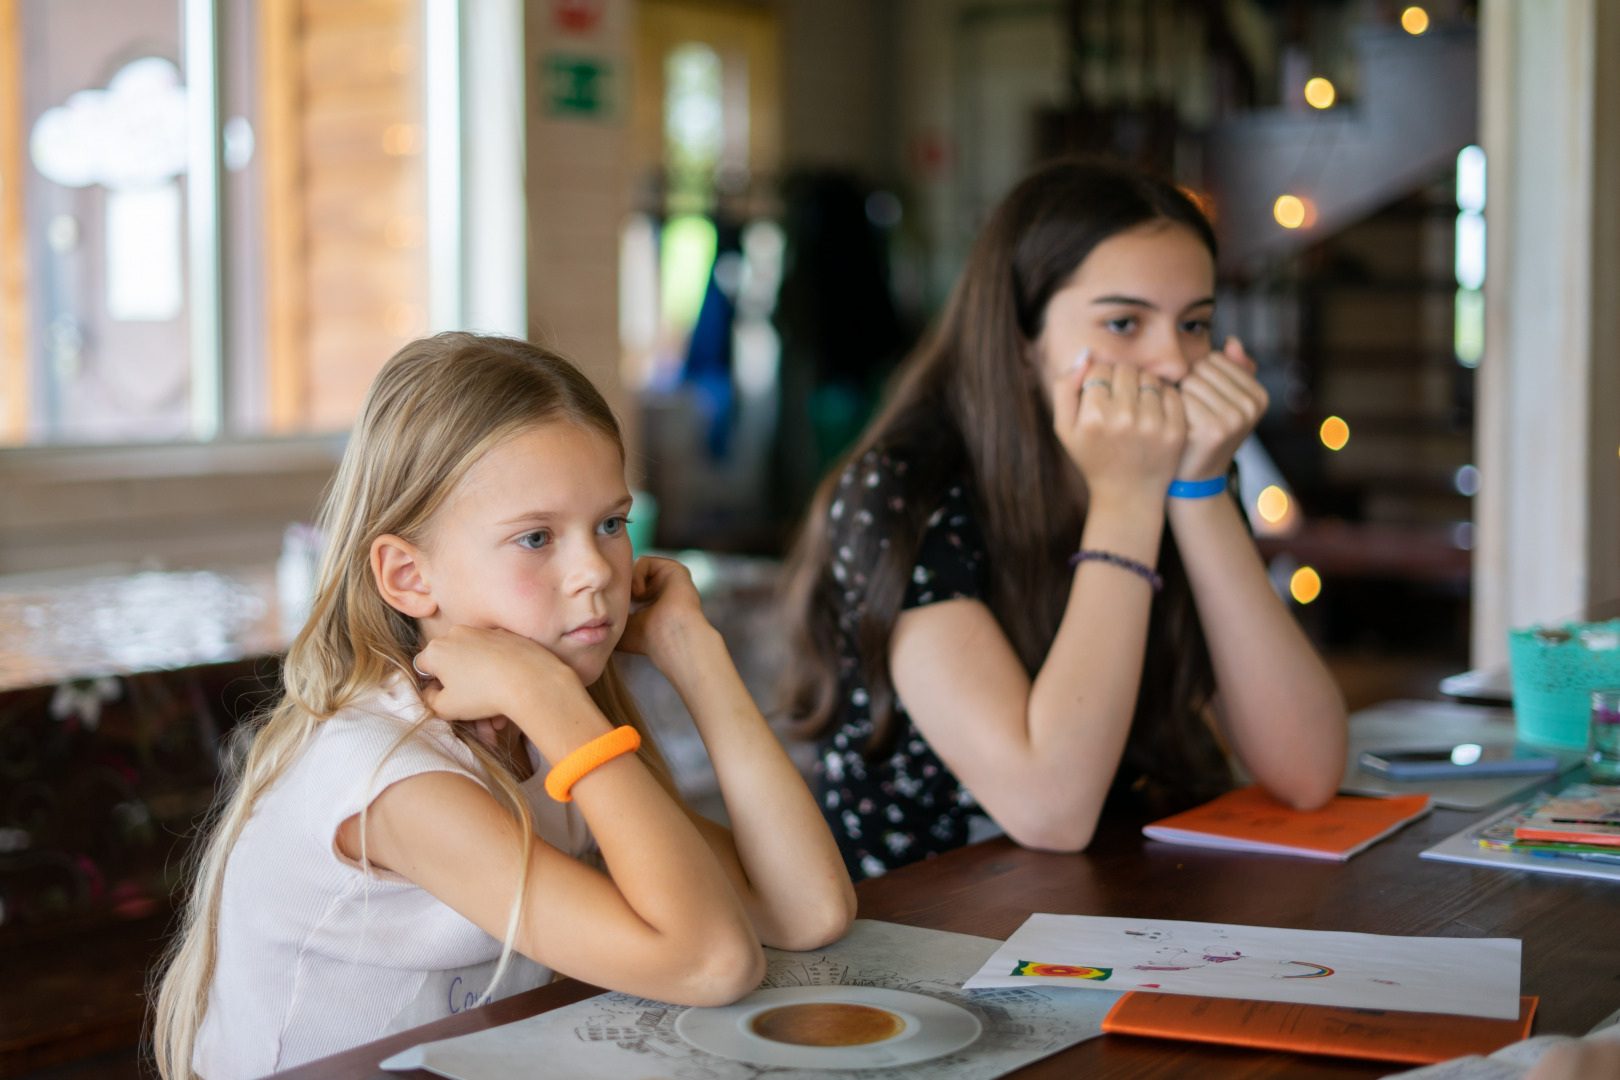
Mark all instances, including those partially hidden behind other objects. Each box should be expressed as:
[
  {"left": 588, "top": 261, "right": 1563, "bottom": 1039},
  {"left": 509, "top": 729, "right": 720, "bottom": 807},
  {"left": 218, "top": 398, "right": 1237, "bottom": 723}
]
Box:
[
  {"left": 1263, "top": 7, "right": 1443, "bottom": 605},
  {"left": 1271, "top": 6, "right": 1431, "bottom": 234}
]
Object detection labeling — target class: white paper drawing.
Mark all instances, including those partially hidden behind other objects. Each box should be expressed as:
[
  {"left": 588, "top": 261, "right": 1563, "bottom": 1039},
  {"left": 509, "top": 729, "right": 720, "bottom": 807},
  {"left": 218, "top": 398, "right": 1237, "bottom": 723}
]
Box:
[{"left": 962, "top": 914, "right": 1520, "bottom": 1020}]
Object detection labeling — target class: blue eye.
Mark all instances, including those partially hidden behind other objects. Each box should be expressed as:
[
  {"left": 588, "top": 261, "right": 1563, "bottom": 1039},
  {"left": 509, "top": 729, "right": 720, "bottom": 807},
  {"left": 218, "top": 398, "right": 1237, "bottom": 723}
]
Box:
[
  {"left": 517, "top": 530, "right": 550, "bottom": 550},
  {"left": 599, "top": 516, "right": 630, "bottom": 537}
]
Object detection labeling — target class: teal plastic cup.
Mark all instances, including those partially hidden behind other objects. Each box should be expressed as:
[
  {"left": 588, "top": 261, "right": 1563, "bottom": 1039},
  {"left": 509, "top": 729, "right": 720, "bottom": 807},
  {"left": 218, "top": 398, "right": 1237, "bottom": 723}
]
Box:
[{"left": 1507, "top": 621, "right": 1620, "bottom": 750}]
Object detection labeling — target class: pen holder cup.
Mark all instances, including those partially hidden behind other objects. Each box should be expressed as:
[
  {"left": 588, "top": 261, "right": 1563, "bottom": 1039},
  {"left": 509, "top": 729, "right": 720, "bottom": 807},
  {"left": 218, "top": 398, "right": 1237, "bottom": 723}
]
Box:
[{"left": 1507, "top": 620, "right": 1620, "bottom": 750}]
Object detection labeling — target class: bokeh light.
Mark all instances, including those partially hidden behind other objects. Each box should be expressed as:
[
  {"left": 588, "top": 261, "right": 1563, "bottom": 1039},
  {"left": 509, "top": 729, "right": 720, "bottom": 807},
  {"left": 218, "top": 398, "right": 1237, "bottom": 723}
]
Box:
[
  {"left": 1319, "top": 416, "right": 1350, "bottom": 451},
  {"left": 1304, "top": 77, "right": 1336, "bottom": 109},
  {"left": 1258, "top": 485, "right": 1290, "bottom": 524},
  {"left": 1457, "top": 145, "right": 1486, "bottom": 213},
  {"left": 1455, "top": 288, "right": 1484, "bottom": 367},
  {"left": 1455, "top": 464, "right": 1481, "bottom": 496},
  {"left": 1274, "top": 195, "right": 1309, "bottom": 229},
  {"left": 1401, "top": 6, "right": 1430, "bottom": 34},
  {"left": 1290, "top": 566, "right": 1322, "bottom": 604}
]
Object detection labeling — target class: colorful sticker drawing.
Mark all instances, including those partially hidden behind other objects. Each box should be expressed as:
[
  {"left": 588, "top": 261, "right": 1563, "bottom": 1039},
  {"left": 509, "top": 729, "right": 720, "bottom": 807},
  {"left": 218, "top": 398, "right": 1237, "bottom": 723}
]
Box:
[
  {"left": 1274, "top": 961, "right": 1335, "bottom": 979},
  {"left": 1009, "top": 962, "right": 1112, "bottom": 981}
]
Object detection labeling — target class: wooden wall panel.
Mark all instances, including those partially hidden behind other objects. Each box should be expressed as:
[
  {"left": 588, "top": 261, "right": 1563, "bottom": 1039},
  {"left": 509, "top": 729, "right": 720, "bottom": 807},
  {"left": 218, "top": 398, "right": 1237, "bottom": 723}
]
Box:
[
  {"left": 262, "top": 0, "right": 427, "bottom": 434},
  {"left": 262, "top": 0, "right": 307, "bottom": 432},
  {"left": 0, "top": 0, "right": 28, "bottom": 445},
  {"left": 525, "top": 0, "right": 634, "bottom": 444}
]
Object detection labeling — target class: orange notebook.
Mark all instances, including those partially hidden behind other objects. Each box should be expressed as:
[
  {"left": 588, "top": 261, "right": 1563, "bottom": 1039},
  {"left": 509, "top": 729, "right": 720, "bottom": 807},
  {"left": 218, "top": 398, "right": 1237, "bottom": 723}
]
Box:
[
  {"left": 1141, "top": 786, "right": 1432, "bottom": 860},
  {"left": 1102, "top": 991, "right": 1538, "bottom": 1065}
]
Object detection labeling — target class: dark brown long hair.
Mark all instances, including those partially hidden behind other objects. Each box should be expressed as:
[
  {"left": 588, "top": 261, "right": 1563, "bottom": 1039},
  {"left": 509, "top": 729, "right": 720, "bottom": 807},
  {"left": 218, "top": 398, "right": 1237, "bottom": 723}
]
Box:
[{"left": 780, "top": 158, "right": 1229, "bottom": 798}]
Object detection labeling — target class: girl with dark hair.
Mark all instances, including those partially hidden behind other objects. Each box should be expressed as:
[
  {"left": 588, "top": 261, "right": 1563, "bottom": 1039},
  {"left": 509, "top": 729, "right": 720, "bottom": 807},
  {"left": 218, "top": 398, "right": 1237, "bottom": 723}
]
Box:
[{"left": 781, "top": 159, "right": 1347, "bottom": 880}]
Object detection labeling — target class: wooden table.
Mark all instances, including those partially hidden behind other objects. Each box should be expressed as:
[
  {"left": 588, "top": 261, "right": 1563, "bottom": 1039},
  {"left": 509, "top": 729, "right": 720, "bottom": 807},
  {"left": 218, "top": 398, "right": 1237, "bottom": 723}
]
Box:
[{"left": 281, "top": 800, "right": 1620, "bottom": 1080}]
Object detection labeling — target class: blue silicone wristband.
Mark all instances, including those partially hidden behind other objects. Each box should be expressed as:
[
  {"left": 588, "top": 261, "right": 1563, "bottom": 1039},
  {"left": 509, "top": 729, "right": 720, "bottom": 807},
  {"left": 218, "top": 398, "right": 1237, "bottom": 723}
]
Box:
[{"left": 1168, "top": 476, "right": 1227, "bottom": 499}]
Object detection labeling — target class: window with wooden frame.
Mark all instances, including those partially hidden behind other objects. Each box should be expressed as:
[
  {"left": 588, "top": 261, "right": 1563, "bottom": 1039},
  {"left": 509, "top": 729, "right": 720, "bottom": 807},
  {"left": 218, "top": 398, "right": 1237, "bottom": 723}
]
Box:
[{"left": 0, "top": 0, "right": 435, "bottom": 447}]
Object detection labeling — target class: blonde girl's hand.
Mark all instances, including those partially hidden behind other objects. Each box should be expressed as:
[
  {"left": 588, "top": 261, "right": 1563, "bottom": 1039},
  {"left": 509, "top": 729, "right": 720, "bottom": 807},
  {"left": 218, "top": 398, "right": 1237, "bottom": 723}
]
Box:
[
  {"left": 1052, "top": 348, "right": 1187, "bottom": 510},
  {"left": 1176, "top": 336, "right": 1268, "bottom": 482},
  {"left": 414, "top": 626, "right": 595, "bottom": 749},
  {"left": 617, "top": 556, "right": 712, "bottom": 670}
]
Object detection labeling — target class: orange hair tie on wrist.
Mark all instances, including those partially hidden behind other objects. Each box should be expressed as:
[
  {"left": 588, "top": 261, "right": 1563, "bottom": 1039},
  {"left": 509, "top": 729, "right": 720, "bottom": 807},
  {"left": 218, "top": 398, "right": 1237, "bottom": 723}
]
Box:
[{"left": 544, "top": 726, "right": 642, "bottom": 802}]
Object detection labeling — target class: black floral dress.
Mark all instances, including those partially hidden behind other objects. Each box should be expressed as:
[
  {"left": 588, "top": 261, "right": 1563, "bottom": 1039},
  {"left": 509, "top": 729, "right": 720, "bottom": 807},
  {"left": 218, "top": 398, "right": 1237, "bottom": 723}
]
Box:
[{"left": 815, "top": 449, "right": 996, "bottom": 880}]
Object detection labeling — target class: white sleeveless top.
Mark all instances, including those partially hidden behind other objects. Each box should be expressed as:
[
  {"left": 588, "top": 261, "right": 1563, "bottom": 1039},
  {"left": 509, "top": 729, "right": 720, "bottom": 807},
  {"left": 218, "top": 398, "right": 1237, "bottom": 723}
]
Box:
[{"left": 194, "top": 677, "right": 594, "bottom": 1080}]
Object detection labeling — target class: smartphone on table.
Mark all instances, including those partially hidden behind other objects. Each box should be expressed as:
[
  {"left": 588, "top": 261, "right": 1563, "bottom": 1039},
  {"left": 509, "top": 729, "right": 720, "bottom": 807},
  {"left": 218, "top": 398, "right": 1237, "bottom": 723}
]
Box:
[{"left": 1358, "top": 743, "right": 1560, "bottom": 780}]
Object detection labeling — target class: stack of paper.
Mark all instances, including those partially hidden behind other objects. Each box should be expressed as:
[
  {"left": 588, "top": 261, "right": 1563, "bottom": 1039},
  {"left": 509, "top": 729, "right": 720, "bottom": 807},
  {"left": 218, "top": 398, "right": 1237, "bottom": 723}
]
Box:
[
  {"left": 1512, "top": 784, "right": 1620, "bottom": 850},
  {"left": 1421, "top": 800, "right": 1620, "bottom": 882}
]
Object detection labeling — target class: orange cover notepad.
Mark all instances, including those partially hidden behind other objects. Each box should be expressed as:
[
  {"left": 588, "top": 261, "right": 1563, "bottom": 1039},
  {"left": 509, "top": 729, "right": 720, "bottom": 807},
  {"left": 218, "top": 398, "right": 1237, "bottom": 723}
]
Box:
[
  {"left": 1141, "top": 786, "right": 1432, "bottom": 860},
  {"left": 1102, "top": 992, "right": 1538, "bottom": 1065}
]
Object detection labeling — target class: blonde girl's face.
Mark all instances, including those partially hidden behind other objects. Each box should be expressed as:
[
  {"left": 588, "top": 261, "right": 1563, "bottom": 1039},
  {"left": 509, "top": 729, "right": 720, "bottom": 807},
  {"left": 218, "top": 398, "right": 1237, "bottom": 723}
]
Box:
[
  {"left": 415, "top": 421, "right": 634, "bottom": 685},
  {"left": 1032, "top": 220, "right": 1216, "bottom": 388}
]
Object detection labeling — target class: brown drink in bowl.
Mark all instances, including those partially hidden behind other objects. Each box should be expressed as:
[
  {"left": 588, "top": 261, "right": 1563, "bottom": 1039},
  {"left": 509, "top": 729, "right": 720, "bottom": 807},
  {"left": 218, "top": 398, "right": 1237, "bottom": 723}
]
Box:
[{"left": 749, "top": 1002, "right": 906, "bottom": 1046}]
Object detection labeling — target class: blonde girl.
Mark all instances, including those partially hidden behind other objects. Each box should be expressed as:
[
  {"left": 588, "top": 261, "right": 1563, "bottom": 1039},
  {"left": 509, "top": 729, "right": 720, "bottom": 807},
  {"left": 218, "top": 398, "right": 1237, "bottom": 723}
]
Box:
[{"left": 153, "top": 334, "right": 855, "bottom": 1080}]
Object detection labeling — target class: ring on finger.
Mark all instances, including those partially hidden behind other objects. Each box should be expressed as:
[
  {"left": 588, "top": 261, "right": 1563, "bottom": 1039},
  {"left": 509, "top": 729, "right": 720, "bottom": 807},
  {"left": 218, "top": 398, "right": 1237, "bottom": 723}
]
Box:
[
  {"left": 1082, "top": 378, "right": 1112, "bottom": 391},
  {"left": 1138, "top": 384, "right": 1161, "bottom": 395}
]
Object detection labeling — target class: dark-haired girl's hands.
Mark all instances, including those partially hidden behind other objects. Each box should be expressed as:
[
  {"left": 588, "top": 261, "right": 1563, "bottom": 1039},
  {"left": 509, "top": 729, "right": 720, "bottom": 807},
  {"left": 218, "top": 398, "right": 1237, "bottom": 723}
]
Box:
[
  {"left": 1176, "top": 336, "right": 1268, "bottom": 482},
  {"left": 1052, "top": 348, "right": 1187, "bottom": 510}
]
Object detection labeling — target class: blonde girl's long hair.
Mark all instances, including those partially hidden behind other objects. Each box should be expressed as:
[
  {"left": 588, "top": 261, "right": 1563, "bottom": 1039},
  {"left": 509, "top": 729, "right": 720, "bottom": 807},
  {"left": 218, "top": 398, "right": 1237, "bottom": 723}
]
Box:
[{"left": 151, "top": 333, "right": 672, "bottom": 1080}]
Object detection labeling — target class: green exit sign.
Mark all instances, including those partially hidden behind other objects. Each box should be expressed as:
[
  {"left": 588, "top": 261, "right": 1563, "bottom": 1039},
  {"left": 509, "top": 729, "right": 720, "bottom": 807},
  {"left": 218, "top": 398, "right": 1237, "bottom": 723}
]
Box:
[{"left": 544, "top": 54, "right": 613, "bottom": 118}]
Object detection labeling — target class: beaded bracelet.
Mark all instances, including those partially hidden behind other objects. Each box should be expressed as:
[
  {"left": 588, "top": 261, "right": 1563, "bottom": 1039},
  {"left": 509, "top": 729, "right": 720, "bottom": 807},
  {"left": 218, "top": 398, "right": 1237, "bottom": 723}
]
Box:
[
  {"left": 544, "top": 726, "right": 642, "bottom": 803},
  {"left": 1068, "top": 549, "right": 1164, "bottom": 593}
]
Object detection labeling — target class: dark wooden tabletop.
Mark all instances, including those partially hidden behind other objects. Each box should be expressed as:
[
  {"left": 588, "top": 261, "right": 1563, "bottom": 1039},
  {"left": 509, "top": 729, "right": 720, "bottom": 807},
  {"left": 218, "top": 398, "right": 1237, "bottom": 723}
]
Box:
[{"left": 279, "top": 796, "right": 1620, "bottom": 1080}]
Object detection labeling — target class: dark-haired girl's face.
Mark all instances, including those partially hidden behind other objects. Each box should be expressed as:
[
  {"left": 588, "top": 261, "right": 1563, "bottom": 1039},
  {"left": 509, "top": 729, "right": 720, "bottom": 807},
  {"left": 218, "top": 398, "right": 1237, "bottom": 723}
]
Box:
[{"left": 1031, "top": 221, "right": 1215, "bottom": 390}]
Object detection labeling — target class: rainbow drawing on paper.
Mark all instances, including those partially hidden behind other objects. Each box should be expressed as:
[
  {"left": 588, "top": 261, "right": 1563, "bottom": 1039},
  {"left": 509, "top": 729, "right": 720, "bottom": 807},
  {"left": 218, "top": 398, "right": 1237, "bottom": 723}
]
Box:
[
  {"left": 1009, "top": 961, "right": 1113, "bottom": 981},
  {"left": 1275, "top": 961, "right": 1334, "bottom": 979}
]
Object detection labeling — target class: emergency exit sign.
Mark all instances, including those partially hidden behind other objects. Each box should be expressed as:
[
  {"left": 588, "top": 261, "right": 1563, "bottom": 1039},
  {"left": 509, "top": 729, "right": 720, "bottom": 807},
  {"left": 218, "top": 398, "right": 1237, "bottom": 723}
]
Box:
[{"left": 544, "top": 54, "right": 613, "bottom": 118}]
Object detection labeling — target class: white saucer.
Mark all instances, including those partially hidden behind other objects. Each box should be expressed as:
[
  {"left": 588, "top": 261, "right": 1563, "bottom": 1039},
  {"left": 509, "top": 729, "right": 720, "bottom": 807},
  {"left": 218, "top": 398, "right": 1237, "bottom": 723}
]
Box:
[{"left": 675, "top": 985, "right": 982, "bottom": 1070}]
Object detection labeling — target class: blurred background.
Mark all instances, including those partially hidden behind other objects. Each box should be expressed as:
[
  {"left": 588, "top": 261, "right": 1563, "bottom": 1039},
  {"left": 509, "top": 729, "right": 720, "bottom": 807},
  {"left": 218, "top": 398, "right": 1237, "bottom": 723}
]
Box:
[{"left": 0, "top": 1, "right": 1616, "bottom": 1076}]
